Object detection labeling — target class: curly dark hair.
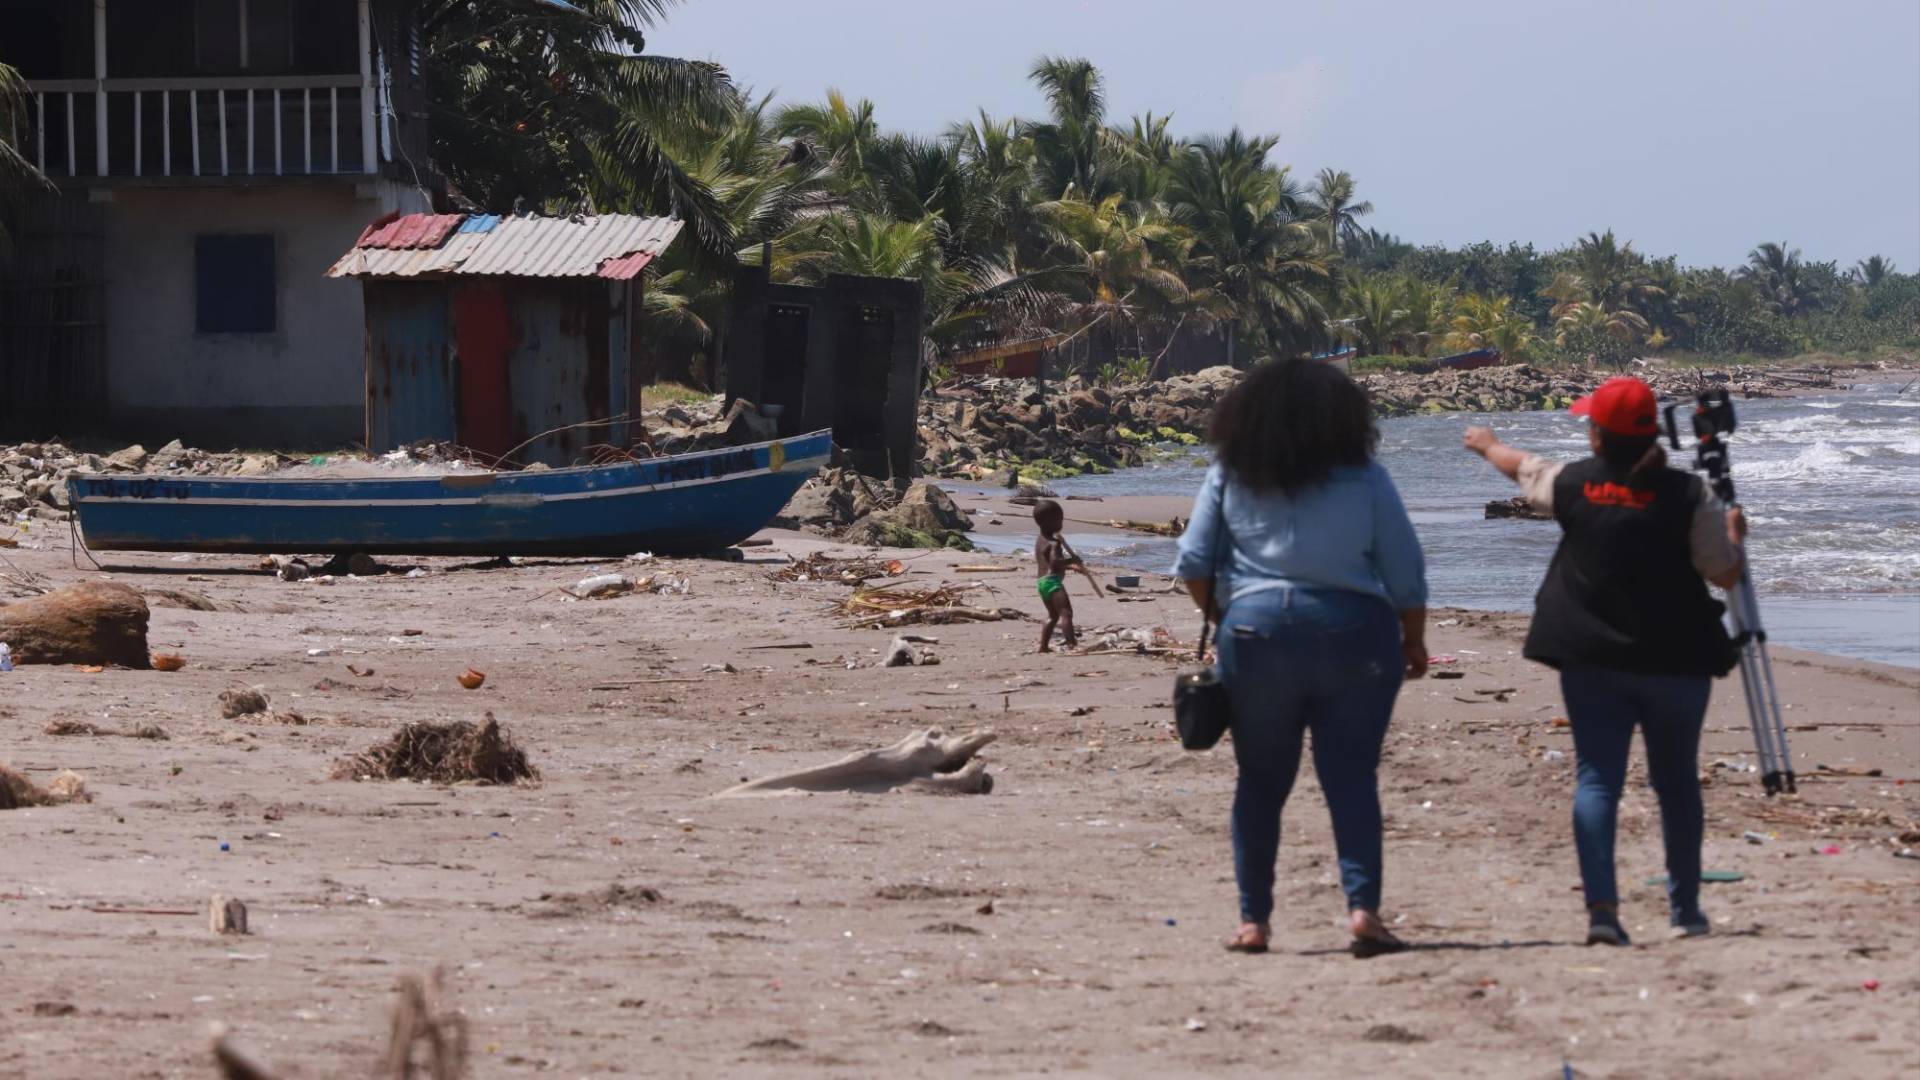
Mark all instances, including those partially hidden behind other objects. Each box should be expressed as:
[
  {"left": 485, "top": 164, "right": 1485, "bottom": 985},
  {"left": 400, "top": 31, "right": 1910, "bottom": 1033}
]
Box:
[{"left": 1207, "top": 358, "right": 1378, "bottom": 493}]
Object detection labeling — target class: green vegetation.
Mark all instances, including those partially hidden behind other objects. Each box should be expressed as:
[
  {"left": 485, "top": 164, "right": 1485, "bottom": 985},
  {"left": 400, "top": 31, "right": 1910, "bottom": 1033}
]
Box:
[
  {"left": 425, "top": 5, "right": 1919, "bottom": 385},
  {"left": 639, "top": 382, "right": 712, "bottom": 408},
  {"left": 0, "top": 62, "right": 50, "bottom": 248}
]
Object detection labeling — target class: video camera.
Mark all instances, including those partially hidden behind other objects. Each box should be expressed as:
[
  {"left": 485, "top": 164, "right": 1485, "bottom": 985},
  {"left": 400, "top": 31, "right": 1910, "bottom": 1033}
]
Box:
[{"left": 1663, "top": 387, "right": 1739, "bottom": 505}]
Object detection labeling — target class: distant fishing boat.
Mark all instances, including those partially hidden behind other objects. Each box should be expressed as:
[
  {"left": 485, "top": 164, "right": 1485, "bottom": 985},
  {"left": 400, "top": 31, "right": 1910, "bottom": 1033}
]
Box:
[
  {"left": 67, "top": 431, "right": 831, "bottom": 558},
  {"left": 1434, "top": 348, "right": 1502, "bottom": 371},
  {"left": 1309, "top": 345, "right": 1358, "bottom": 373}
]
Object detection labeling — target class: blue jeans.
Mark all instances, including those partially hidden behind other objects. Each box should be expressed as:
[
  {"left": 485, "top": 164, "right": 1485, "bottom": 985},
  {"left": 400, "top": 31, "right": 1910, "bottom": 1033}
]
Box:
[
  {"left": 1216, "top": 587, "right": 1404, "bottom": 923},
  {"left": 1559, "top": 664, "right": 1712, "bottom": 919}
]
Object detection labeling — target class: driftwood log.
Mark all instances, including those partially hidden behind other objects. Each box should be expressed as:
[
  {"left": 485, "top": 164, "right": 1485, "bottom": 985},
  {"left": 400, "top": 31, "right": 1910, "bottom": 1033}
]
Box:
[
  {"left": 0, "top": 581, "right": 151, "bottom": 667},
  {"left": 718, "top": 728, "right": 997, "bottom": 797},
  {"left": 211, "top": 970, "right": 467, "bottom": 1080}
]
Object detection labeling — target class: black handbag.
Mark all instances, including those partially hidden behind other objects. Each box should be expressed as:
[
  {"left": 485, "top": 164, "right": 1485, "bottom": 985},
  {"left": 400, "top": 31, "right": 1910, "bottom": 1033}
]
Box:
[{"left": 1174, "top": 480, "right": 1232, "bottom": 751}]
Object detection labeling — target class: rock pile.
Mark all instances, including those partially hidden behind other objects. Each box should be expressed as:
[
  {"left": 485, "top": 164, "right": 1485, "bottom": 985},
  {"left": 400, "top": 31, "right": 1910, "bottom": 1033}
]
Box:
[
  {"left": 1, "top": 440, "right": 296, "bottom": 520},
  {"left": 1358, "top": 363, "right": 1839, "bottom": 419},
  {"left": 916, "top": 367, "right": 1235, "bottom": 480},
  {"left": 775, "top": 468, "right": 974, "bottom": 549}
]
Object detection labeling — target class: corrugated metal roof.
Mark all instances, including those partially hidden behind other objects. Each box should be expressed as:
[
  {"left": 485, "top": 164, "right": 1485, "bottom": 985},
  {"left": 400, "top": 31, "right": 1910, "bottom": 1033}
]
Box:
[
  {"left": 328, "top": 213, "right": 684, "bottom": 280},
  {"left": 357, "top": 212, "right": 464, "bottom": 250}
]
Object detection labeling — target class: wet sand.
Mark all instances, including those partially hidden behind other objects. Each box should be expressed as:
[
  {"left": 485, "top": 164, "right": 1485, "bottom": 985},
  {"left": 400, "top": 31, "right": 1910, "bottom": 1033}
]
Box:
[{"left": 1, "top": 534, "right": 1916, "bottom": 1078}]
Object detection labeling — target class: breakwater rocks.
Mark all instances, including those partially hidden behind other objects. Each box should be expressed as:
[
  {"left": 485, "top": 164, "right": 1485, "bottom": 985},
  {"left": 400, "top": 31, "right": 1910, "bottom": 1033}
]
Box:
[
  {"left": 915, "top": 363, "right": 1847, "bottom": 478},
  {"left": 1359, "top": 363, "right": 1839, "bottom": 418},
  {"left": 917, "top": 367, "right": 1235, "bottom": 481}
]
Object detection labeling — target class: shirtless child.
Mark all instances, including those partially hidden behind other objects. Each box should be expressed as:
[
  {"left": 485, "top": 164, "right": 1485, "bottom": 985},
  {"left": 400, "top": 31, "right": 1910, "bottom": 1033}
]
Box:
[{"left": 1033, "top": 500, "right": 1100, "bottom": 652}]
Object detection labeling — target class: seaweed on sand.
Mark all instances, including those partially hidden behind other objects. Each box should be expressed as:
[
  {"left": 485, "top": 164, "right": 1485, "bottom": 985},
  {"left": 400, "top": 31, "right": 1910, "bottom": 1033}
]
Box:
[{"left": 333, "top": 713, "right": 538, "bottom": 785}]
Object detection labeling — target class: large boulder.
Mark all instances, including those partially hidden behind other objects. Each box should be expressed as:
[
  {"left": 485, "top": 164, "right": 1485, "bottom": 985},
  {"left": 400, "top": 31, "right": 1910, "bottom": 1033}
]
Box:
[
  {"left": 888, "top": 483, "right": 971, "bottom": 534},
  {"left": 102, "top": 444, "right": 148, "bottom": 471}
]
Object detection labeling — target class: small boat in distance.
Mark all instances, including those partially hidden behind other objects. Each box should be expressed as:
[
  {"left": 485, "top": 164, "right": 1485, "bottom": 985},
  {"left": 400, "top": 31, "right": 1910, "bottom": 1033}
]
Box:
[
  {"left": 1434, "top": 348, "right": 1502, "bottom": 371},
  {"left": 67, "top": 431, "right": 832, "bottom": 558}
]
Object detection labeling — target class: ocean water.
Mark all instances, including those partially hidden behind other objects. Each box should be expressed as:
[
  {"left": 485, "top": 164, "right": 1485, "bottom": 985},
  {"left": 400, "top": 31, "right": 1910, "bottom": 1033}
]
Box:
[{"left": 995, "top": 380, "right": 1920, "bottom": 667}]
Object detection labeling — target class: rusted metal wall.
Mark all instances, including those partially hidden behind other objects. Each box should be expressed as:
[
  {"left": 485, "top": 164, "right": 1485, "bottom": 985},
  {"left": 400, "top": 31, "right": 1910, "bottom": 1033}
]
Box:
[
  {"left": 500, "top": 280, "right": 610, "bottom": 467},
  {"left": 362, "top": 277, "right": 624, "bottom": 466},
  {"left": 363, "top": 281, "right": 453, "bottom": 453}
]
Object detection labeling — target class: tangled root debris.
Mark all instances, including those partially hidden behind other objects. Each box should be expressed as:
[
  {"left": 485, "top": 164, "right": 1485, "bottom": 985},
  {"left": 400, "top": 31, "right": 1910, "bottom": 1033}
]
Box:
[
  {"left": 218, "top": 687, "right": 271, "bottom": 718},
  {"left": 0, "top": 765, "right": 90, "bottom": 809},
  {"left": 333, "top": 713, "right": 538, "bottom": 785}
]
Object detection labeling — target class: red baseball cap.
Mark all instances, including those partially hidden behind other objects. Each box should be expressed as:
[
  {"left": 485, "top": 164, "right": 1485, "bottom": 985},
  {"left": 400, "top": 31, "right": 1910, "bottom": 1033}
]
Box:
[{"left": 1569, "top": 377, "right": 1659, "bottom": 437}]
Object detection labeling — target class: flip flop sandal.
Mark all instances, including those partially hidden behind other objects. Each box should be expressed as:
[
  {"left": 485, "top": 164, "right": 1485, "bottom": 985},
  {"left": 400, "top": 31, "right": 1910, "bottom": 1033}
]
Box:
[{"left": 1224, "top": 926, "right": 1270, "bottom": 954}]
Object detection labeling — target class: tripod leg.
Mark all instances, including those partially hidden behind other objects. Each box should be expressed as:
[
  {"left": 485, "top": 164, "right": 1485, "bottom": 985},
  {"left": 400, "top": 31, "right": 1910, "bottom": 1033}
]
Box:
[{"left": 1729, "top": 576, "right": 1795, "bottom": 794}]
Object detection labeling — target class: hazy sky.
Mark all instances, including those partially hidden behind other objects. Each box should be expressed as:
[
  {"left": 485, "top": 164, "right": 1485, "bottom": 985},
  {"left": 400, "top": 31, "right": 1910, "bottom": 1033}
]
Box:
[{"left": 651, "top": 0, "right": 1920, "bottom": 270}]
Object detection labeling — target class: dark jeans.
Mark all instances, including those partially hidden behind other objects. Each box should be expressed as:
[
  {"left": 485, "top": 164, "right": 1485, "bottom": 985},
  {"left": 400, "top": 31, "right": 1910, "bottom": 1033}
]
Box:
[
  {"left": 1559, "top": 664, "right": 1712, "bottom": 919},
  {"left": 1216, "top": 586, "right": 1404, "bottom": 923}
]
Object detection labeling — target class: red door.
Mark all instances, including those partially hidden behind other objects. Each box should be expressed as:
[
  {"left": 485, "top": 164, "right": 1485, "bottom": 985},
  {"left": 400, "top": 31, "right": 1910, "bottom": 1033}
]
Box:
[{"left": 453, "top": 283, "right": 515, "bottom": 458}]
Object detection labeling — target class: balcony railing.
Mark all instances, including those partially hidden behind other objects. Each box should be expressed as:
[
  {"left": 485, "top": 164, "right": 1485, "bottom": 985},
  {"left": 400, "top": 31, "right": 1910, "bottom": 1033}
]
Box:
[{"left": 19, "top": 74, "right": 376, "bottom": 180}]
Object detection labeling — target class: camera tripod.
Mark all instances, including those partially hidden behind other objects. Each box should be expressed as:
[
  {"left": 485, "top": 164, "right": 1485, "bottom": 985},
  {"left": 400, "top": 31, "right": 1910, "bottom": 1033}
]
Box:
[{"left": 1664, "top": 388, "right": 1797, "bottom": 796}]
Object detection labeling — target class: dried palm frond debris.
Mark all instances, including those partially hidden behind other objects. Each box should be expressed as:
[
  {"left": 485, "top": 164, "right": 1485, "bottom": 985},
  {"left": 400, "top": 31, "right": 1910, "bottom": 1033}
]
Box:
[
  {"left": 768, "top": 552, "right": 905, "bottom": 585},
  {"left": 836, "top": 582, "right": 1026, "bottom": 629},
  {"left": 333, "top": 713, "right": 538, "bottom": 785}
]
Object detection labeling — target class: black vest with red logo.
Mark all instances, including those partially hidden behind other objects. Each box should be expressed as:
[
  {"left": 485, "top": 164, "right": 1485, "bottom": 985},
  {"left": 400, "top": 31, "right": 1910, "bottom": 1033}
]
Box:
[{"left": 1522, "top": 457, "right": 1736, "bottom": 676}]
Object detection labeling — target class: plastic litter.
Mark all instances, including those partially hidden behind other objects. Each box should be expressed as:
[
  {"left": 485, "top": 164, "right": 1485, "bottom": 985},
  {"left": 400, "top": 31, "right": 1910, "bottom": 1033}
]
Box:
[
  {"left": 0, "top": 642, "right": 11, "bottom": 672},
  {"left": 573, "top": 573, "right": 634, "bottom": 599},
  {"left": 1742, "top": 830, "right": 1769, "bottom": 844}
]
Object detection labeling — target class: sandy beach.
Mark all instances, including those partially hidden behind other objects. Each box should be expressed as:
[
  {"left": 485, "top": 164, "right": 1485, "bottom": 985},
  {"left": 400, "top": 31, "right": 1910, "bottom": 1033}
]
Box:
[{"left": 1, "top": 524, "right": 1916, "bottom": 1079}]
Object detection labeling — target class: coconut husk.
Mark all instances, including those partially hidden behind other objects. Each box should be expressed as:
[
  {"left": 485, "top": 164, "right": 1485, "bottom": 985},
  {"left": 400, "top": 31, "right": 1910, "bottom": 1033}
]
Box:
[{"left": 334, "top": 713, "right": 538, "bottom": 785}]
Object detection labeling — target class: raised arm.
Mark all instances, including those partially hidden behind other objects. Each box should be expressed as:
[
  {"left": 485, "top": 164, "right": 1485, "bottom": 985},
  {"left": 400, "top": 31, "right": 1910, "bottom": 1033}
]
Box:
[{"left": 1464, "top": 426, "right": 1529, "bottom": 481}]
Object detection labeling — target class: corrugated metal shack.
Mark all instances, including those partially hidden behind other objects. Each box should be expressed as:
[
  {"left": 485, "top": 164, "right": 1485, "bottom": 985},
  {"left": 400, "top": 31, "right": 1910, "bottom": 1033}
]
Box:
[
  {"left": 724, "top": 265, "right": 923, "bottom": 480},
  {"left": 327, "top": 212, "right": 682, "bottom": 466}
]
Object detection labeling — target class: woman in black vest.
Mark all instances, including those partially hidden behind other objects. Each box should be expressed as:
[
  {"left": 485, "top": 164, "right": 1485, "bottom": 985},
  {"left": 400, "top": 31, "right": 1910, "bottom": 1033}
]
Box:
[{"left": 1464, "top": 377, "right": 1745, "bottom": 946}]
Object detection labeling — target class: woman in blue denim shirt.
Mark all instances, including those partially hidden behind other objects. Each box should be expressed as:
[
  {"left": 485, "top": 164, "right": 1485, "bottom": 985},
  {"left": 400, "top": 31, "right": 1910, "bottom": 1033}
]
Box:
[{"left": 1174, "top": 359, "right": 1429, "bottom": 957}]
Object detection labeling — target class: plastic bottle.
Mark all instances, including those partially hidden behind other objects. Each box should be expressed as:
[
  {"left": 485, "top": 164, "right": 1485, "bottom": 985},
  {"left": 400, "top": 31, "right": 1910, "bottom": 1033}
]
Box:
[{"left": 0, "top": 643, "right": 11, "bottom": 672}]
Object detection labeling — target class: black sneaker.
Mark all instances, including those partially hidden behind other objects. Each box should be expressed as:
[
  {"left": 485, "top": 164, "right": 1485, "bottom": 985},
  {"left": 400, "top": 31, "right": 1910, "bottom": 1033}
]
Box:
[{"left": 1669, "top": 909, "right": 1711, "bottom": 939}]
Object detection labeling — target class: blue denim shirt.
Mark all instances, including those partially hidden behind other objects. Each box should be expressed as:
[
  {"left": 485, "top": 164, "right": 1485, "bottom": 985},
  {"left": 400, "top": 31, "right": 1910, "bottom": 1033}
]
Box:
[{"left": 1171, "top": 461, "right": 1428, "bottom": 610}]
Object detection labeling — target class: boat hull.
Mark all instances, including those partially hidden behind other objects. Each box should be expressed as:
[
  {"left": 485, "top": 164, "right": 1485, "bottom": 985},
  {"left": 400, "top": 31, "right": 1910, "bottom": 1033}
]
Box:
[{"left": 67, "top": 432, "right": 831, "bottom": 558}]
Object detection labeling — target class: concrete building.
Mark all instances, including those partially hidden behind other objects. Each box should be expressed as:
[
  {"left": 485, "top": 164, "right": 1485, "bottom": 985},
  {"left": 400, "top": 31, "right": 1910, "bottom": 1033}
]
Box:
[
  {"left": 723, "top": 265, "right": 924, "bottom": 480},
  {"left": 0, "top": 0, "right": 430, "bottom": 447}
]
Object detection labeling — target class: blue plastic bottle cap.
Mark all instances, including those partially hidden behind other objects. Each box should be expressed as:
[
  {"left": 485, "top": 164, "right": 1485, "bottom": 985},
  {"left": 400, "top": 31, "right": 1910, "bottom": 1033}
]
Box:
[{"left": 219, "top": 842, "right": 230, "bottom": 852}]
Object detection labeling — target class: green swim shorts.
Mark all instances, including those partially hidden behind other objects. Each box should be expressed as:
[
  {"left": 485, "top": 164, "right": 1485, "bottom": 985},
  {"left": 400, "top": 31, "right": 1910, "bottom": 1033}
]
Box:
[{"left": 1036, "top": 575, "right": 1064, "bottom": 601}]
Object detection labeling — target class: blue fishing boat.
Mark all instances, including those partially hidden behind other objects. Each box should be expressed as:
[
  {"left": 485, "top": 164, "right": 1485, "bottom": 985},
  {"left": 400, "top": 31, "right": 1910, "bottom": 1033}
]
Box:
[{"left": 67, "top": 431, "right": 832, "bottom": 558}]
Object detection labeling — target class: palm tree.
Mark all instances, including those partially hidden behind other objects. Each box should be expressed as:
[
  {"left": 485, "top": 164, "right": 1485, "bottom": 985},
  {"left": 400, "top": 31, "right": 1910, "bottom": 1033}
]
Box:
[
  {"left": 1554, "top": 300, "right": 1648, "bottom": 358},
  {"left": 1339, "top": 277, "right": 1408, "bottom": 356},
  {"left": 0, "top": 62, "right": 51, "bottom": 249},
  {"left": 633, "top": 92, "right": 834, "bottom": 383},
  {"left": 772, "top": 89, "right": 880, "bottom": 179},
  {"left": 944, "top": 110, "right": 1041, "bottom": 269},
  {"left": 1445, "top": 293, "right": 1534, "bottom": 358},
  {"left": 1109, "top": 111, "right": 1181, "bottom": 203},
  {"left": 424, "top": 0, "right": 738, "bottom": 256},
  {"left": 1740, "top": 241, "right": 1819, "bottom": 317},
  {"left": 1396, "top": 277, "right": 1456, "bottom": 358},
  {"left": 1031, "top": 193, "right": 1190, "bottom": 370},
  {"left": 1854, "top": 254, "right": 1896, "bottom": 288},
  {"left": 1167, "top": 130, "right": 1330, "bottom": 365},
  {"left": 1023, "top": 56, "right": 1119, "bottom": 201},
  {"left": 1303, "top": 168, "right": 1373, "bottom": 253}
]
